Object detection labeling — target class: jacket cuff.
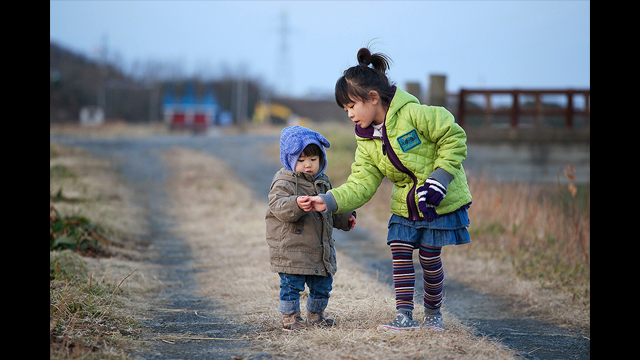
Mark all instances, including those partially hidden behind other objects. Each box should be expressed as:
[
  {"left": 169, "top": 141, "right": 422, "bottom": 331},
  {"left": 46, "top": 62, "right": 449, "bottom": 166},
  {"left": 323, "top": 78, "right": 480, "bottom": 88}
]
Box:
[
  {"left": 429, "top": 167, "right": 454, "bottom": 189},
  {"left": 319, "top": 193, "right": 338, "bottom": 213}
]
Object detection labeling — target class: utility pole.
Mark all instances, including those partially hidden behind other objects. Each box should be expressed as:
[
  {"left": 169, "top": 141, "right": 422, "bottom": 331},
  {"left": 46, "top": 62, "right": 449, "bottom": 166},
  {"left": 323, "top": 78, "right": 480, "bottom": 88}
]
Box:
[
  {"left": 277, "top": 10, "right": 292, "bottom": 97},
  {"left": 235, "top": 74, "right": 246, "bottom": 127},
  {"left": 98, "top": 34, "right": 108, "bottom": 117},
  {"left": 234, "top": 64, "right": 249, "bottom": 128}
]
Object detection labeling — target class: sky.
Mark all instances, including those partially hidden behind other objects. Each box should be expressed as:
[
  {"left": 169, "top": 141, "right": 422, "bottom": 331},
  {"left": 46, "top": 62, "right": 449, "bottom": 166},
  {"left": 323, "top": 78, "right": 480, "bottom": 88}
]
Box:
[{"left": 50, "top": 1, "right": 590, "bottom": 99}]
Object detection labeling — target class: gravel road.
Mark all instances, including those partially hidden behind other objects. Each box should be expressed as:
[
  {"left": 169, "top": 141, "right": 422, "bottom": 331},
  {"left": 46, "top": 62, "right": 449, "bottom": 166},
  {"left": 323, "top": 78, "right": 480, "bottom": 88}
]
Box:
[{"left": 50, "top": 131, "right": 589, "bottom": 360}]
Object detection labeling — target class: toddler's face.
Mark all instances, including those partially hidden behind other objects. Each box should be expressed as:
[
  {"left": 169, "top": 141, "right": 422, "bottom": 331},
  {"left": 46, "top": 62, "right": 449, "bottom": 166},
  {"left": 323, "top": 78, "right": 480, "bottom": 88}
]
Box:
[{"left": 295, "top": 154, "right": 320, "bottom": 176}]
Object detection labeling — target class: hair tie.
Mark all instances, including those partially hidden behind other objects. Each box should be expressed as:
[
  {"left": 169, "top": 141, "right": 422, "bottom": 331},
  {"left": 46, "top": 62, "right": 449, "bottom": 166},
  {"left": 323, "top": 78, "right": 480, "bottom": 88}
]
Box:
[{"left": 359, "top": 62, "right": 370, "bottom": 68}]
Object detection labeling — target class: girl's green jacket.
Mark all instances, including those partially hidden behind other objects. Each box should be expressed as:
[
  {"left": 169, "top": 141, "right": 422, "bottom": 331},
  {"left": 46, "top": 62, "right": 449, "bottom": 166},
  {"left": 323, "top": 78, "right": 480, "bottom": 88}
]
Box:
[{"left": 328, "top": 86, "right": 472, "bottom": 220}]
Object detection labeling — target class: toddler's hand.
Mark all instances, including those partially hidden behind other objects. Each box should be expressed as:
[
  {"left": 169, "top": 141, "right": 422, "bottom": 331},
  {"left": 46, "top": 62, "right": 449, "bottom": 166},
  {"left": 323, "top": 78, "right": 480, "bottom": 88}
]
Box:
[
  {"left": 297, "top": 195, "right": 312, "bottom": 211},
  {"left": 348, "top": 214, "right": 356, "bottom": 230}
]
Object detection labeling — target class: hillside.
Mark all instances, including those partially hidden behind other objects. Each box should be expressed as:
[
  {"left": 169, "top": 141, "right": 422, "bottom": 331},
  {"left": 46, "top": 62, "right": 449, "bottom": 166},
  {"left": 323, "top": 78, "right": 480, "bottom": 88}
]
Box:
[{"left": 50, "top": 41, "right": 262, "bottom": 124}]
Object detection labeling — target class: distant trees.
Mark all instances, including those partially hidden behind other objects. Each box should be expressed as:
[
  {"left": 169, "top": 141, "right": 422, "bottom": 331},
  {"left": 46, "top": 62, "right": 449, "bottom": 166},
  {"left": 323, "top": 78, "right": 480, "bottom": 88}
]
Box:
[{"left": 50, "top": 41, "right": 261, "bottom": 124}]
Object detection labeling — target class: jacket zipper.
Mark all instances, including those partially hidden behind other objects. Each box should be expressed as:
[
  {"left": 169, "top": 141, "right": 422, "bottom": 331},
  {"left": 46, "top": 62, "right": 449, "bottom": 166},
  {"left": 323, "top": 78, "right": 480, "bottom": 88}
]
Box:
[
  {"left": 355, "top": 86, "right": 422, "bottom": 221},
  {"left": 294, "top": 172, "right": 331, "bottom": 274},
  {"left": 382, "top": 124, "right": 422, "bottom": 221}
]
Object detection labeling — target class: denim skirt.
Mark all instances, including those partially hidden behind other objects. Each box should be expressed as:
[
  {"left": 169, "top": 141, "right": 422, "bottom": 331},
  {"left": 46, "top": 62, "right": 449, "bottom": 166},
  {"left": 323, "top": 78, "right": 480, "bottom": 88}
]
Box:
[{"left": 387, "top": 207, "right": 471, "bottom": 248}]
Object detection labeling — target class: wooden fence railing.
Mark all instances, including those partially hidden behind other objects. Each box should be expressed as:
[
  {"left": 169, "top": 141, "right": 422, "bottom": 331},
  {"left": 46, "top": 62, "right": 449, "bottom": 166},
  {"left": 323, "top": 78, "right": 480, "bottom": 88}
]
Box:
[{"left": 456, "top": 89, "right": 590, "bottom": 129}]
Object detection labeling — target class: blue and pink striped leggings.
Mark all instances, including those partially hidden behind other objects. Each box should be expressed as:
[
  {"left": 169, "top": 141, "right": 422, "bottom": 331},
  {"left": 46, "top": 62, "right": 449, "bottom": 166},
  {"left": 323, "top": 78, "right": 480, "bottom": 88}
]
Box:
[{"left": 389, "top": 240, "right": 443, "bottom": 311}]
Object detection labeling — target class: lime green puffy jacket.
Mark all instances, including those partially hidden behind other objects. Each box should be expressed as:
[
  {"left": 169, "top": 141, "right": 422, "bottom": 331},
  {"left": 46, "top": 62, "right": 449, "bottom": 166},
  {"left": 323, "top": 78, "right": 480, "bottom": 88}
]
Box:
[{"left": 329, "top": 87, "right": 472, "bottom": 220}]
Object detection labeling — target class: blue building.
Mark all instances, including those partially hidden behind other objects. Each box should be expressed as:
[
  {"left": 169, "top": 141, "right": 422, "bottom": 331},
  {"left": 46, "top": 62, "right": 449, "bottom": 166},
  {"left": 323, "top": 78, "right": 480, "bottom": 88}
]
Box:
[{"left": 163, "top": 83, "right": 220, "bottom": 132}]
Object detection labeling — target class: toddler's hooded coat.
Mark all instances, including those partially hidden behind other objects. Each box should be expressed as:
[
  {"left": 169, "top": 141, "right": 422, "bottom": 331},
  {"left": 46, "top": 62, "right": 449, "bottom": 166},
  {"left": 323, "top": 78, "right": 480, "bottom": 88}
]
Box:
[{"left": 266, "top": 126, "right": 355, "bottom": 276}]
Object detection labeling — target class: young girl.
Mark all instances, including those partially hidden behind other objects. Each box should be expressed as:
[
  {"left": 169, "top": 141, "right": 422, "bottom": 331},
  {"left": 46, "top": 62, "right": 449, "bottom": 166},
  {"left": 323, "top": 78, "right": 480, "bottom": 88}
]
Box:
[{"left": 305, "top": 47, "right": 472, "bottom": 331}]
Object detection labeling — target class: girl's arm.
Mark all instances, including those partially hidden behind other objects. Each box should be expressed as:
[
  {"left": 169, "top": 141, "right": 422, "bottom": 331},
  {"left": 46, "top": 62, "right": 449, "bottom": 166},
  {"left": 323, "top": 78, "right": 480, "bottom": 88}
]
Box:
[{"left": 325, "top": 143, "right": 384, "bottom": 214}]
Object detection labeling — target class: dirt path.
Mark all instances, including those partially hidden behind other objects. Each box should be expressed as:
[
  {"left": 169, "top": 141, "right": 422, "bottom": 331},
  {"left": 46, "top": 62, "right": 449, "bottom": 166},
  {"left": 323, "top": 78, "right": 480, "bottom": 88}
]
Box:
[
  {"left": 50, "top": 131, "right": 589, "bottom": 359},
  {"left": 51, "top": 135, "right": 264, "bottom": 359}
]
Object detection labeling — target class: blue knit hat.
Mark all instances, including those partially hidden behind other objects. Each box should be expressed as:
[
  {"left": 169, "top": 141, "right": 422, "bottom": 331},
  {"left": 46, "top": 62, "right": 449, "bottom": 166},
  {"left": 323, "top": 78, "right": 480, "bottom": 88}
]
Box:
[{"left": 280, "top": 126, "right": 331, "bottom": 178}]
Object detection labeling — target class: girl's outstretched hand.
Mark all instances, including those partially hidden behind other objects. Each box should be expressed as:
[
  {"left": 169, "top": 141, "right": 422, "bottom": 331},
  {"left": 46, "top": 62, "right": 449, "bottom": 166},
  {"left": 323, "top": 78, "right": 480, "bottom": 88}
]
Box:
[
  {"left": 348, "top": 214, "right": 356, "bottom": 229},
  {"left": 306, "top": 195, "right": 327, "bottom": 212}
]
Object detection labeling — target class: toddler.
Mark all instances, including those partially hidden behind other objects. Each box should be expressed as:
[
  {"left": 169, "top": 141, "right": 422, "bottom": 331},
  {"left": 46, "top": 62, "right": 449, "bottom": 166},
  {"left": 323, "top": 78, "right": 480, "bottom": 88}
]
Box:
[{"left": 265, "top": 126, "right": 356, "bottom": 331}]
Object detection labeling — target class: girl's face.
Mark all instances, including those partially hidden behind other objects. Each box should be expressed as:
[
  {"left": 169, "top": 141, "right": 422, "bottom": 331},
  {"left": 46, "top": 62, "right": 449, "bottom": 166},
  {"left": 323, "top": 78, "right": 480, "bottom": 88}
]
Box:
[
  {"left": 343, "top": 91, "right": 386, "bottom": 128},
  {"left": 295, "top": 153, "right": 320, "bottom": 175}
]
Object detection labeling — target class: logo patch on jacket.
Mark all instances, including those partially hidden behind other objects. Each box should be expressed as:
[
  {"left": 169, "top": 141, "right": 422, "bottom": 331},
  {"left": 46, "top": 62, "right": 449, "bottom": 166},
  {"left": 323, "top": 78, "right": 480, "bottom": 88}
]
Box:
[{"left": 397, "top": 130, "right": 421, "bottom": 152}]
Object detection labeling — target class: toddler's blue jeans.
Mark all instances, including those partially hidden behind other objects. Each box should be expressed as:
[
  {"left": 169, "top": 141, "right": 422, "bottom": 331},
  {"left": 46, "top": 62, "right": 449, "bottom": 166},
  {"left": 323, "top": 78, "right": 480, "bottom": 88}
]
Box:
[{"left": 279, "top": 273, "right": 333, "bottom": 315}]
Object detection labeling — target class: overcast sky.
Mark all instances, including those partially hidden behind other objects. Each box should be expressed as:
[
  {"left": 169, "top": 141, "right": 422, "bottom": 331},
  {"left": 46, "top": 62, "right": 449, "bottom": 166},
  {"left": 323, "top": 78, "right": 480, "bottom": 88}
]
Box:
[{"left": 50, "top": 1, "right": 590, "bottom": 99}]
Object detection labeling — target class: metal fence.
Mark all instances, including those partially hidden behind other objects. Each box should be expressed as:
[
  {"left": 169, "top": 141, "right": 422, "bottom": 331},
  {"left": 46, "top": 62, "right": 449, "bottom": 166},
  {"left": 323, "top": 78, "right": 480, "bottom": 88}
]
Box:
[{"left": 455, "top": 89, "right": 590, "bottom": 129}]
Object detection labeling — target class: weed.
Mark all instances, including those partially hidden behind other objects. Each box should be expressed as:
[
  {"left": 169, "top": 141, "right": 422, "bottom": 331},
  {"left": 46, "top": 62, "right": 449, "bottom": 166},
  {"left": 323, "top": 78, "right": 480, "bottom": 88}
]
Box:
[
  {"left": 50, "top": 164, "right": 77, "bottom": 179},
  {"left": 50, "top": 265, "right": 137, "bottom": 359},
  {"left": 50, "top": 250, "right": 87, "bottom": 280},
  {"left": 465, "top": 167, "right": 590, "bottom": 306},
  {"left": 50, "top": 141, "right": 154, "bottom": 359},
  {"left": 50, "top": 203, "right": 111, "bottom": 256}
]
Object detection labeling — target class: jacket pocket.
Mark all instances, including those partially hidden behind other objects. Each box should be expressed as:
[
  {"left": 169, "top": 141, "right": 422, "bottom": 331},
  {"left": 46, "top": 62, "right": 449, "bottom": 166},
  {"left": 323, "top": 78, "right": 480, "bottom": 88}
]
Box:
[{"left": 292, "top": 215, "right": 305, "bottom": 234}]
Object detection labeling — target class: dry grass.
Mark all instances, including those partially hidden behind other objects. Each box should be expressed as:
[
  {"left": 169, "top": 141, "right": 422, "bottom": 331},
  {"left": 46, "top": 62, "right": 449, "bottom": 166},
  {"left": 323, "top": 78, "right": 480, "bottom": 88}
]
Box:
[
  {"left": 50, "top": 144, "right": 151, "bottom": 241},
  {"left": 162, "top": 147, "right": 517, "bottom": 359},
  {"left": 50, "top": 121, "right": 589, "bottom": 358},
  {"left": 457, "top": 175, "right": 590, "bottom": 332},
  {"left": 346, "top": 176, "right": 590, "bottom": 333},
  {"left": 50, "top": 143, "right": 162, "bottom": 359}
]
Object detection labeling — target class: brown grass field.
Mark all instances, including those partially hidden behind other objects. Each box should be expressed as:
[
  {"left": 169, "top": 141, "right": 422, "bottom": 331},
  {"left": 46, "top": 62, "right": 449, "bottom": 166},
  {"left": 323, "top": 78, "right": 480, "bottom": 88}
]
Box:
[{"left": 50, "top": 122, "right": 589, "bottom": 359}]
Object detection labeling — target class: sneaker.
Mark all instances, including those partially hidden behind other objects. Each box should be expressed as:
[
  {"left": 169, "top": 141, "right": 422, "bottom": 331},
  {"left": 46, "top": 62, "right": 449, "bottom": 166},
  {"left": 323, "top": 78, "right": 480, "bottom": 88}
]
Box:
[
  {"left": 377, "top": 313, "right": 420, "bottom": 331},
  {"left": 422, "top": 314, "right": 444, "bottom": 331},
  {"left": 282, "top": 311, "right": 309, "bottom": 331}
]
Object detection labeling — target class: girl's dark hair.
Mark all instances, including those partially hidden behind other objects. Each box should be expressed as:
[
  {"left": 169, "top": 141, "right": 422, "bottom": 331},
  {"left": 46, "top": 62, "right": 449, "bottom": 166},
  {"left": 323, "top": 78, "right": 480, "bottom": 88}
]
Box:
[{"left": 335, "top": 47, "right": 394, "bottom": 109}]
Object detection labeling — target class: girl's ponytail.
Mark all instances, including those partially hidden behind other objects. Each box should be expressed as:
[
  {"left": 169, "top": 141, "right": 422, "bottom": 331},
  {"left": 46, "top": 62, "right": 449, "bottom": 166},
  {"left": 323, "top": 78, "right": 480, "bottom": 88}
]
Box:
[
  {"left": 357, "top": 47, "right": 391, "bottom": 75},
  {"left": 357, "top": 47, "right": 372, "bottom": 67},
  {"left": 336, "top": 47, "right": 395, "bottom": 109}
]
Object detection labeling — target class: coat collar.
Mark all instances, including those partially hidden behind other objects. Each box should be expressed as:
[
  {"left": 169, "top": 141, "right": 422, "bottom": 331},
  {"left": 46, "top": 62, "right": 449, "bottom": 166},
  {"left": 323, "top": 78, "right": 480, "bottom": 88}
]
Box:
[{"left": 276, "top": 168, "right": 329, "bottom": 184}]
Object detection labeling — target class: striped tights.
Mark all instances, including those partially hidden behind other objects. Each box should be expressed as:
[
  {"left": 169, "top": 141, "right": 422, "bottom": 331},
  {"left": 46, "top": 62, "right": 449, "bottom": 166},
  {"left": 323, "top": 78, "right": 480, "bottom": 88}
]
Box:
[{"left": 389, "top": 240, "right": 444, "bottom": 312}]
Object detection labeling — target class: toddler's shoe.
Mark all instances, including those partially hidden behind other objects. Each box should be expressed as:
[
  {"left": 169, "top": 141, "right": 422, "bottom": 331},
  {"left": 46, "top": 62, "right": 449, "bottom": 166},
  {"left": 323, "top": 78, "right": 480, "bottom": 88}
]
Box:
[
  {"left": 282, "top": 311, "right": 309, "bottom": 331},
  {"left": 377, "top": 312, "right": 420, "bottom": 331},
  {"left": 306, "top": 309, "right": 336, "bottom": 327}
]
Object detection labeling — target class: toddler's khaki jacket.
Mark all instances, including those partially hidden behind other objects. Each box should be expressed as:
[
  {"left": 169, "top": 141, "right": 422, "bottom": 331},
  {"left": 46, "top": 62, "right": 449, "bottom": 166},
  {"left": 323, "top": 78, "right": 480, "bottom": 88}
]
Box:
[{"left": 266, "top": 169, "right": 354, "bottom": 277}]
